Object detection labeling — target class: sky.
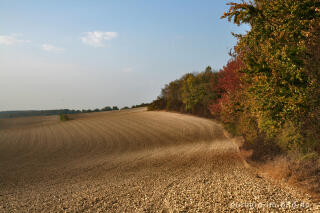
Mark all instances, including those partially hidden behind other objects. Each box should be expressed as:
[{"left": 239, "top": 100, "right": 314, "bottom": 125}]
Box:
[{"left": 0, "top": 0, "right": 247, "bottom": 111}]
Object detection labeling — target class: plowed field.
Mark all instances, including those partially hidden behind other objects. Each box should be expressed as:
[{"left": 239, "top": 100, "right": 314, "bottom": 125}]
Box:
[{"left": 0, "top": 108, "right": 316, "bottom": 212}]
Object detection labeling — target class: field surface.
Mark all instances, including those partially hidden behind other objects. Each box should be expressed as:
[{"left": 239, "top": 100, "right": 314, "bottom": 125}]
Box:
[{"left": 0, "top": 108, "right": 317, "bottom": 212}]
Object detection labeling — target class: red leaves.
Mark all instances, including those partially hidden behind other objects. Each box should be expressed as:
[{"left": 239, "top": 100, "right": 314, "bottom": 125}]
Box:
[
  {"left": 210, "top": 58, "right": 244, "bottom": 117},
  {"left": 217, "top": 58, "right": 243, "bottom": 94}
]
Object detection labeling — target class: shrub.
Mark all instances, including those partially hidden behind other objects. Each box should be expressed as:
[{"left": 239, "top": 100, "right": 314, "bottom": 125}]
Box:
[{"left": 60, "top": 113, "right": 69, "bottom": 121}]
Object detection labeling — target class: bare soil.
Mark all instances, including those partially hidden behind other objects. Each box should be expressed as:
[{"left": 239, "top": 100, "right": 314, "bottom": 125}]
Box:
[{"left": 0, "top": 108, "right": 318, "bottom": 212}]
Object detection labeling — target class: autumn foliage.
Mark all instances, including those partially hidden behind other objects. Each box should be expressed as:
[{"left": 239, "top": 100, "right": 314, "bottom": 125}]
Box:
[
  {"left": 150, "top": 0, "right": 320, "bottom": 155},
  {"left": 210, "top": 58, "right": 243, "bottom": 117},
  {"left": 148, "top": 66, "right": 218, "bottom": 117}
]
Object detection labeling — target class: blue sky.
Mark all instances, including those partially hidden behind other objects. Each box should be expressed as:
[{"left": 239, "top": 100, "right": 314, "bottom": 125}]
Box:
[{"left": 0, "top": 0, "right": 247, "bottom": 110}]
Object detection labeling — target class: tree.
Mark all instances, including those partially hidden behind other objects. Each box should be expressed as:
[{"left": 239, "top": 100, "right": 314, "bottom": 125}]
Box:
[
  {"left": 149, "top": 66, "right": 218, "bottom": 116},
  {"left": 102, "top": 106, "right": 112, "bottom": 111},
  {"left": 210, "top": 58, "right": 243, "bottom": 115},
  {"left": 223, "top": 0, "right": 320, "bottom": 151}
]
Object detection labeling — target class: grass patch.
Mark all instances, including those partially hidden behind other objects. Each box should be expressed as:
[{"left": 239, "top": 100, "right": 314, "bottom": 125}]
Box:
[{"left": 239, "top": 139, "right": 320, "bottom": 200}]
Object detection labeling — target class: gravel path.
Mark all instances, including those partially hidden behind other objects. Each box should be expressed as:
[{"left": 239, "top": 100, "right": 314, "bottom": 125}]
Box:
[{"left": 0, "top": 108, "right": 318, "bottom": 212}]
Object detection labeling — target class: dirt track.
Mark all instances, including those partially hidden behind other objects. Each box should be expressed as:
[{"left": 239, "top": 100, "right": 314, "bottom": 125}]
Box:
[{"left": 0, "top": 108, "right": 317, "bottom": 212}]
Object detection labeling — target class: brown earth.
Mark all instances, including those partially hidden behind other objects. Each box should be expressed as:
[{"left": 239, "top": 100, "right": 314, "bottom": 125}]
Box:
[{"left": 0, "top": 108, "right": 318, "bottom": 212}]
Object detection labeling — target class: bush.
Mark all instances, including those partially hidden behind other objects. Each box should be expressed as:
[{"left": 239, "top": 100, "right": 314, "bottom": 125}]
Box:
[{"left": 60, "top": 113, "right": 69, "bottom": 121}]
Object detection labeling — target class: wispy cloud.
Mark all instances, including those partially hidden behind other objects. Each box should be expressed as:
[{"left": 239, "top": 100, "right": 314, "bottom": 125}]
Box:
[
  {"left": 81, "top": 31, "right": 118, "bottom": 47},
  {"left": 0, "top": 34, "right": 30, "bottom": 45},
  {"left": 42, "top": 44, "right": 65, "bottom": 52}
]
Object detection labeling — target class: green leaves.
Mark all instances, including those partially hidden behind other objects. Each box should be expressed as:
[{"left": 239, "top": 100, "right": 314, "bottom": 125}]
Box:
[
  {"left": 151, "top": 0, "right": 320, "bottom": 153},
  {"left": 223, "top": 0, "right": 320, "bottom": 151}
]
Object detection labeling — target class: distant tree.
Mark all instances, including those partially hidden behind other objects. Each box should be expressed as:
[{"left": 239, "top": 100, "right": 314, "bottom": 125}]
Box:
[
  {"left": 180, "top": 70, "right": 218, "bottom": 116},
  {"left": 102, "top": 106, "right": 112, "bottom": 111},
  {"left": 112, "top": 106, "right": 119, "bottom": 110},
  {"left": 131, "top": 103, "right": 151, "bottom": 109},
  {"left": 148, "top": 66, "right": 218, "bottom": 116},
  {"left": 121, "top": 106, "right": 130, "bottom": 110}
]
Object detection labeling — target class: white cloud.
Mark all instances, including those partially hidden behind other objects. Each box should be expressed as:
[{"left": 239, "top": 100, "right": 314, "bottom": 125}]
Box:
[
  {"left": 0, "top": 34, "right": 30, "bottom": 45},
  {"left": 81, "top": 31, "right": 118, "bottom": 47},
  {"left": 42, "top": 44, "right": 65, "bottom": 52}
]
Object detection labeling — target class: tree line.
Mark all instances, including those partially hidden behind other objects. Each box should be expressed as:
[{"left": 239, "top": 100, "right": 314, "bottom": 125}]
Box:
[
  {"left": 0, "top": 103, "right": 151, "bottom": 119},
  {"left": 149, "top": 0, "right": 320, "bottom": 155}
]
